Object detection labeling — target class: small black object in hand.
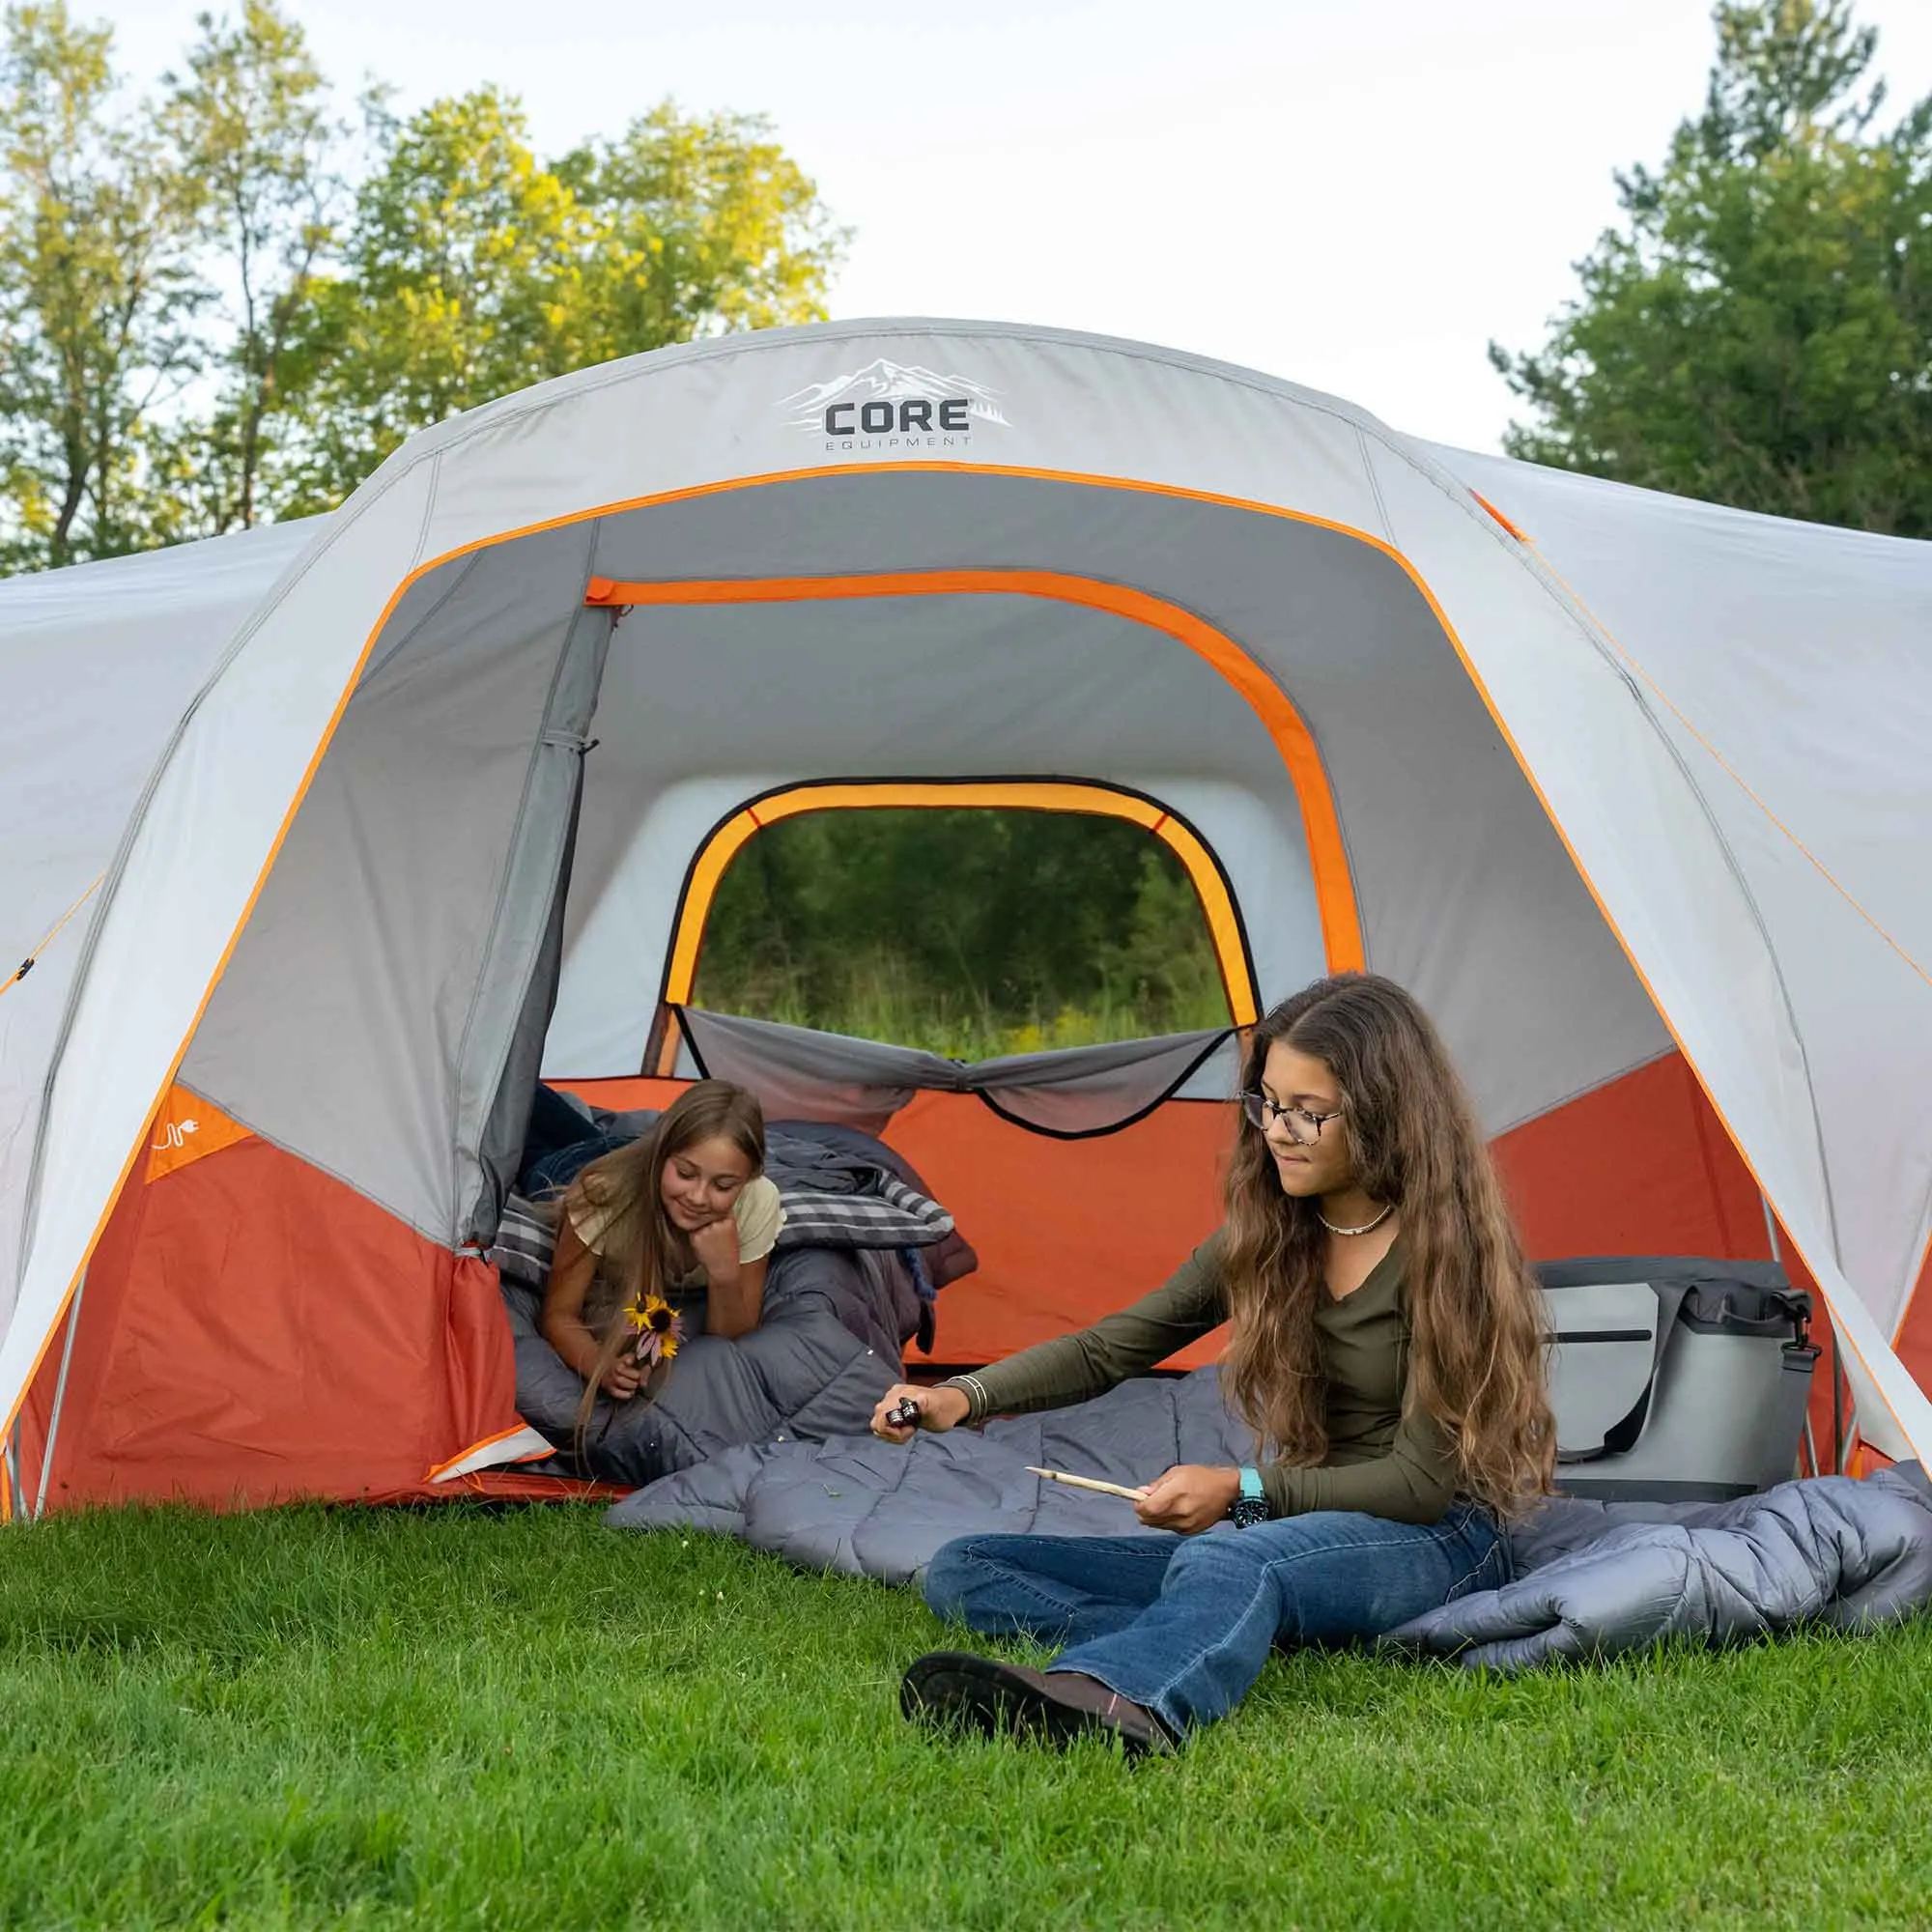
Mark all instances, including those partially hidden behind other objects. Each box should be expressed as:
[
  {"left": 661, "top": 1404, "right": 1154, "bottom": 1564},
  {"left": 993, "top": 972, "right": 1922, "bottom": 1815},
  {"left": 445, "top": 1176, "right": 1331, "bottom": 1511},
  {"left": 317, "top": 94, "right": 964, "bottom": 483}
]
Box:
[{"left": 886, "top": 1397, "right": 923, "bottom": 1430}]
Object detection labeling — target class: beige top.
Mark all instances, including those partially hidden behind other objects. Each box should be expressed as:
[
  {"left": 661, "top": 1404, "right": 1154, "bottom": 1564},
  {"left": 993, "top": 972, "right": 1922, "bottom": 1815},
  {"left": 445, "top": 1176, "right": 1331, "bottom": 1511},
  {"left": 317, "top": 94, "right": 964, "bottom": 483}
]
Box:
[{"left": 566, "top": 1173, "right": 786, "bottom": 1264}]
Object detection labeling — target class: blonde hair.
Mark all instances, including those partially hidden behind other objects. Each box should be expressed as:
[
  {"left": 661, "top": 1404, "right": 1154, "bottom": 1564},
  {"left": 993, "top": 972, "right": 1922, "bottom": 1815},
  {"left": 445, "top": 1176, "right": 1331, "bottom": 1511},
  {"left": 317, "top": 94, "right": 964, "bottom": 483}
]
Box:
[
  {"left": 563, "top": 1080, "right": 766, "bottom": 1437},
  {"left": 1219, "top": 974, "right": 1554, "bottom": 1517}
]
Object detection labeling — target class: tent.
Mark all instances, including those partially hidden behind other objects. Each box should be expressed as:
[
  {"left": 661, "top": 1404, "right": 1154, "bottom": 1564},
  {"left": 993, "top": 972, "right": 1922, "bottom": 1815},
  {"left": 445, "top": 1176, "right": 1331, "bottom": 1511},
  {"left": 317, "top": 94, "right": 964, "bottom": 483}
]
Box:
[{"left": 4, "top": 318, "right": 1929, "bottom": 1516}]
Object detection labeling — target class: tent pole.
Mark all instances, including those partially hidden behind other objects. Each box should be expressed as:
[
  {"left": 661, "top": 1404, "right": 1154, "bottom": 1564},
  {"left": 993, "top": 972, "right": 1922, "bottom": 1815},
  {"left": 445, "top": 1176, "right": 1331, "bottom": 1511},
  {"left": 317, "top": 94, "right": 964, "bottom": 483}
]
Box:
[
  {"left": 3, "top": 1420, "right": 20, "bottom": 1522},
  {"left": 32, "top": 1270, "right": 87, "bottom": 1522},
  {"left": 1833, "top": 1351, "right": 1856, "bottom": 1478},
  {"left": 1761, "top": 1194, "right": 1811, "bottom": 1476},
  {"left": 1830, "top": 1340, "right": 1843, "bottom": 1475}
]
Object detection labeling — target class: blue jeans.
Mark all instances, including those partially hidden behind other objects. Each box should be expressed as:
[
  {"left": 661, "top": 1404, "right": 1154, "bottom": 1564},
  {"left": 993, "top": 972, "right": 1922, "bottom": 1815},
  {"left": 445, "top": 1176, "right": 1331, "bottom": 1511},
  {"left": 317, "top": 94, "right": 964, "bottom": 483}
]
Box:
[{"left": 922, "top": 1501, "right": 1508, "bottom": 1738}]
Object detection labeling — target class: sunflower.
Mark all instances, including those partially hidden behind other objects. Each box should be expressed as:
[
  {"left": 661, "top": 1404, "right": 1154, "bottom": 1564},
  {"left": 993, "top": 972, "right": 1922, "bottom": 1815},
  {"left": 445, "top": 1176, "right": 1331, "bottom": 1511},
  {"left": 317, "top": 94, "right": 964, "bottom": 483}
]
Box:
[{"left": 623, "top": 1293, "right": 684, "bottom": 1369}]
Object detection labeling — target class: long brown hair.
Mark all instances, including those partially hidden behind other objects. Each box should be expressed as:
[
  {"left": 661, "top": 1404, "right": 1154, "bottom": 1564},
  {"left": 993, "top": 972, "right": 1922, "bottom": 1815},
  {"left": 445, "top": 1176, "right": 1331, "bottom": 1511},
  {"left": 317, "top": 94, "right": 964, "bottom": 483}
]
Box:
[
  {"left": 1218, "top": 974, "right": 1554, "bottom": 1516},
  {"left": 564, "top": 1080, "right": 767, "bottom": 1435}
]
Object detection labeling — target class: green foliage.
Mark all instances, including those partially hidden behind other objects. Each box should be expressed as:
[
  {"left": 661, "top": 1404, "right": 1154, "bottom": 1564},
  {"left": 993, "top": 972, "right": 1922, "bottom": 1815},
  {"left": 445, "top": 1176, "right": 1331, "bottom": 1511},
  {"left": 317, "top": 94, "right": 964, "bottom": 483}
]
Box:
[
  {"left": 149, "top": 0, "right": 343, "bottom": 536},
  {"left": 557, "top": 103, "right": 850, "bottom": 343},
  {"left": 692, "top": 810, "right": 1234, "bottom": 1056},
  {"left": 271, "top": 86, "right": 607, "bottom": 512},
  {"left": 0, "top": 3, "right": 203, "bottom": 569},
  {"left": 0, "top": 4, "right": 845, "bottom": 563},
  {"left": 4, "top": 1504, "right": 1932, "bottom": 1929},
  {"left": 274, "top": 95, "right": 845, "bottom": 512},
  {"left": 1492, "top": 1, "right": 1932, "bottom": 535}
]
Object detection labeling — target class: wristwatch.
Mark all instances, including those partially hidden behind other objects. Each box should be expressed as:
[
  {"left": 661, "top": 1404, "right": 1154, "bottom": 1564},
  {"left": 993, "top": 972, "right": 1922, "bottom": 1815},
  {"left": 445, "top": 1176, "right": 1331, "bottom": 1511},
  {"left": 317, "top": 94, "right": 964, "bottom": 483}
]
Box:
[{"left": 1229, "top": 1465, "right": 1268, "bottom": 1529}]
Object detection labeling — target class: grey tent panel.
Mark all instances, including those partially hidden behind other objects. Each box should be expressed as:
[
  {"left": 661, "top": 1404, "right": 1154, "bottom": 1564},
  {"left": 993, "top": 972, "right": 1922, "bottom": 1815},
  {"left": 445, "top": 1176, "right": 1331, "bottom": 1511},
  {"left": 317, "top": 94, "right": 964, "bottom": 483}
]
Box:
[
  {"left": 183, "top": 524, "right": 600, "bottom": 1238},
  {"left": 569, "top": 470, "right": 1668, "bottom": 1129}
]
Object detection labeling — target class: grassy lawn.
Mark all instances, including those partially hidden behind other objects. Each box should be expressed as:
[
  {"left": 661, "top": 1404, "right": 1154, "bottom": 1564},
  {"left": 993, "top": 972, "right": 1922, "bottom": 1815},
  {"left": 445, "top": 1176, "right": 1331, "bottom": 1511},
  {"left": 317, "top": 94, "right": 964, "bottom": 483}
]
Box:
[{"left": 3, "top": 1504, "right": 1928, "bottom": 1930}]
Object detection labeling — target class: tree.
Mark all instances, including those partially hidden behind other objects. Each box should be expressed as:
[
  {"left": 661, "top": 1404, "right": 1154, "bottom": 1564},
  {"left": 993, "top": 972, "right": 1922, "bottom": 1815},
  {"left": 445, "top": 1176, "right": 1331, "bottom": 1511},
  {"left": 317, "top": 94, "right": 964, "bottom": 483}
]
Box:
[
  {"left": 0, "top": 13, "right": 847, "bottom": 555},
  {"left": 1492, "top": 2, "right": 1932, "bottom": 536},
  {"left": 271, "top": 88, "right": 600, "bottom": 512},
  {"left": 0, "top": 2, "right": 203, "bottom": 569},
  {"left": 560, "top": 104, "right": 848, "bottom": 346},
  {"left": 694, "top": 810, "right": 1231, "bottom": 1055},
  {"left": 154, "top": 0, "right": 342, "bottom": 534},
  {"left": 276, "top": 91, "right": 846, "bottom": 514}
]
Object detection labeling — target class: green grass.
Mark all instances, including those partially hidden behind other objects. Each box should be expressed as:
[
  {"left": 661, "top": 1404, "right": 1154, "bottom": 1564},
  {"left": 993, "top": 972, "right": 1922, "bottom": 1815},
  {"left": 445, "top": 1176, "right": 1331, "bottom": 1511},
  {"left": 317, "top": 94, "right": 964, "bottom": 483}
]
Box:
[
  {"left": 695, "top": 946, "right": 1232, "bottom": 1062},
  {"left": 4, "top": 1506, "right": 1929, "bottom": 1930}
]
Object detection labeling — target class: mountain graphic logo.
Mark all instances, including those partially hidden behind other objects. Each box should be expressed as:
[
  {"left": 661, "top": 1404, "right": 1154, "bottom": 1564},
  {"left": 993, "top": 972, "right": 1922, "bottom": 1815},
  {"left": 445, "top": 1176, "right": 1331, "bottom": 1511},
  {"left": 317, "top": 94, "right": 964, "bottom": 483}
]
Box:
[{"left": 777, "top": 358, "right": 1010, "bottom": 438}]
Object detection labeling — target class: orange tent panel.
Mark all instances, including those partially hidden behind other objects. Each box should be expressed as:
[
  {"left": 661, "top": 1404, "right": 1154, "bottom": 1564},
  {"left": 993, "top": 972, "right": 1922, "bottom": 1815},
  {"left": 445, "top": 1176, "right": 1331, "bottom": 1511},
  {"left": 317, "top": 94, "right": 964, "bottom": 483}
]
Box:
[{"left": 21, "top": 1131, "right": 520, "bottom": 1510}]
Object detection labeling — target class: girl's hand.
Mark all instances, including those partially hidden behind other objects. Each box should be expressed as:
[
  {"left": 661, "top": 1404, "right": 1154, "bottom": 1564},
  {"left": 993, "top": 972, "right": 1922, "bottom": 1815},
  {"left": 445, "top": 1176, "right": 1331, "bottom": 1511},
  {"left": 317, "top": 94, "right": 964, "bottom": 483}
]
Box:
[
  {"left": 688, "top": 1213, "right": 741, "bottom": 1279},
  {"left": 1134, "top": 1464, "right": 1242, "bottom": 1534},
  {"left": 600, "top": 1356, "right": 644, "bottom": 1401},
  {"left": 870, "top": 1382, "right": 971, "bottom": 1442}
]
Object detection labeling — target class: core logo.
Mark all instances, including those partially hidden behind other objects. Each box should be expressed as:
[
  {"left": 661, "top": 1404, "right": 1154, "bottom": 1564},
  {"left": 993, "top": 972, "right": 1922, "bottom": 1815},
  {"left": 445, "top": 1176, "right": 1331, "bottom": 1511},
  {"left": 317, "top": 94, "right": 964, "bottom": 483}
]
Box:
[
  {"left": 777, "top": 359, "right": 1009, "bottom": 453},
  {"left": 153, "top": 1118, "right": 200, "bottom": 1151}
]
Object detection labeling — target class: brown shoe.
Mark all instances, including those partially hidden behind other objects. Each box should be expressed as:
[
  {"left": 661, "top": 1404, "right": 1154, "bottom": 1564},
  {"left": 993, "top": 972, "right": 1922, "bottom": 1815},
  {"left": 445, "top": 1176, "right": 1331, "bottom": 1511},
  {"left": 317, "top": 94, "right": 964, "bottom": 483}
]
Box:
[{"left": 900, "top": 1651, "right": 1175, "bottom": 1755}]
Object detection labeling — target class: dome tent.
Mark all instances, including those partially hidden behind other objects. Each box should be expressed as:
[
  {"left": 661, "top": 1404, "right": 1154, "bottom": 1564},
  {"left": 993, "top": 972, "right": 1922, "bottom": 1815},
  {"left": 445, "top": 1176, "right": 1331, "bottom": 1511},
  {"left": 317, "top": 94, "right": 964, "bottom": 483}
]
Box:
[{"left": 2, "top": 318, "right": 1928, "bottom": 1513}]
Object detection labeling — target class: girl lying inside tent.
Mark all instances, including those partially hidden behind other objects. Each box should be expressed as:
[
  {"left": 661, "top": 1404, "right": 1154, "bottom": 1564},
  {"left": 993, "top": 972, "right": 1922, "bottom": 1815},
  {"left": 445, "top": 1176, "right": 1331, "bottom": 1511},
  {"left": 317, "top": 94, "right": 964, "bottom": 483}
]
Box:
[
  {"left": 493, "top": 1080, "right": 974, "bottom": 1489},
  {"left": 543, "top": 1084, "right": 784, "bottom": 1404}
]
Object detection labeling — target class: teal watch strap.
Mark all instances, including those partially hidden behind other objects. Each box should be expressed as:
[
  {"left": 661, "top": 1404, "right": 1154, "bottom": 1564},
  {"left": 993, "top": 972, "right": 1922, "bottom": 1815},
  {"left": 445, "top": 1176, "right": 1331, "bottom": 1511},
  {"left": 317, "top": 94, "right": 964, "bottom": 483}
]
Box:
[{"left": 1230, "top": 1465, "right": 1268, "bottom": 1528}]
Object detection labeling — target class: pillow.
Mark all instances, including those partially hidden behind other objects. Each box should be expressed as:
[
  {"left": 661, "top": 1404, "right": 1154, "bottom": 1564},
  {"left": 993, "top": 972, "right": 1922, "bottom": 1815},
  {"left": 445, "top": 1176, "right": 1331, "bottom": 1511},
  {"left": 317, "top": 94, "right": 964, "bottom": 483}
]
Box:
[{"left": 491, "top": 1192, "right": 557, "bottom": 1293}]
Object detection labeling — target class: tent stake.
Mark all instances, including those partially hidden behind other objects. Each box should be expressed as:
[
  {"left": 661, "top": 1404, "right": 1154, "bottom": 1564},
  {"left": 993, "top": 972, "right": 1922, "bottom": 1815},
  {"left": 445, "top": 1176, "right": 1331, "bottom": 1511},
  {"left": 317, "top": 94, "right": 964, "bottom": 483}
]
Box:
[{"left": 32, "top": 1270, "right": 87, "bottom": 1522}]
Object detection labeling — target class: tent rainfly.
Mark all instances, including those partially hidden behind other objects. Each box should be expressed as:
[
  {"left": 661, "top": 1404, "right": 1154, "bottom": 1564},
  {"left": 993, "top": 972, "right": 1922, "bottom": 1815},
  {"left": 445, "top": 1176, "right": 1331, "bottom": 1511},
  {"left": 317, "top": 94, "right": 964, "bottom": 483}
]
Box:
[{"left": 3, "top": 318, "right": 1929, "bottom": 1514}]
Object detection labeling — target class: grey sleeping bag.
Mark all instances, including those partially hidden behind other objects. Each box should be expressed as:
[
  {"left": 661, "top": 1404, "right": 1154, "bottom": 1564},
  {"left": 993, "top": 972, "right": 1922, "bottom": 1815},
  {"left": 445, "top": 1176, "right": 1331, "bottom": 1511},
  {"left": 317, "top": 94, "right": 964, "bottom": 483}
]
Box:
[
  {"left": 504, "top": 1248, "right": 901, "bottom": 1489},
  {"left": 605, "top": 1366, "right": 1932, "bottom": 1668},
  {"left": 498, "top": 1112, "right": 971, "bottom": 1488},
  {"left": 1388, "top": 1465, "right": 1932, "bottom": 1667}
]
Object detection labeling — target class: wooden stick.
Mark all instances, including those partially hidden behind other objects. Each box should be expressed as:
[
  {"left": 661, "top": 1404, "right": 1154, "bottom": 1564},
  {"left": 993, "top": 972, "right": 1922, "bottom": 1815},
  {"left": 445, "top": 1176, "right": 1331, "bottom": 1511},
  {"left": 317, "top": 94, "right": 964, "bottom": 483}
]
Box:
[{"left": 1026, "top": 1464, "right": 1149, "bottom": 1501}]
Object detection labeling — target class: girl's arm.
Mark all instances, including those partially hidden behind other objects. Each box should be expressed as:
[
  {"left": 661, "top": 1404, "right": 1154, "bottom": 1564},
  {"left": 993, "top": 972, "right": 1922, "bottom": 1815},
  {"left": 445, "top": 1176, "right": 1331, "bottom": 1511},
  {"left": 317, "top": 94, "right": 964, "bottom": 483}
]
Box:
[
  {"left": 689, "top": 1214, "right": 768, "bottom": 1339},
  {"left": 935, "top": 1235, "right": 1229, "bottom": 1423},
  {"left": 541, "top": 1214, "right": 641, "bottom": 1398}
]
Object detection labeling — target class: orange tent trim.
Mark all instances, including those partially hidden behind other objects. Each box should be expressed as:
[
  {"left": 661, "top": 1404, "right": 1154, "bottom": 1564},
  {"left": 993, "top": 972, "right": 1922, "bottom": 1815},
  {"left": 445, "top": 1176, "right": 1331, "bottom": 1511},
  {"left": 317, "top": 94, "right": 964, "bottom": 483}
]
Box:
[
  {"left": 585, "top": 568, "right": 1363, "bottom": 981},
  {"left": 653, "top": 779, "right": 1261, "bottom": 1065}
]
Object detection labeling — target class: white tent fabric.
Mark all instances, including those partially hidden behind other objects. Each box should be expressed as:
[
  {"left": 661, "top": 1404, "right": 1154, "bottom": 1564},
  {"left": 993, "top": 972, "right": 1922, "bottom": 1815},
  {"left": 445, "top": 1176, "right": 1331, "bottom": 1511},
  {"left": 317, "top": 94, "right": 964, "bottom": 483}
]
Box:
[
  {"left": 1430, "top": 446, "right": 1932, "bottom": 1340},
  {"left": 2, "top": 318, "right": 1927, "bottom": 1465},
  {"left": 0, "top": 520, "right": 321, "bottom": 1339}
]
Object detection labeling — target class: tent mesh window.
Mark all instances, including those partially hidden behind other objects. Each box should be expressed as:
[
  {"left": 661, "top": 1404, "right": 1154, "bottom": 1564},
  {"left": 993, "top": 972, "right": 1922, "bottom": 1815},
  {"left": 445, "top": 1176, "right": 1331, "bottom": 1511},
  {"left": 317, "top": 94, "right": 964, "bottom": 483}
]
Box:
[{"left": 688, "top": 804, "right": 1236, "bottom": 1062}]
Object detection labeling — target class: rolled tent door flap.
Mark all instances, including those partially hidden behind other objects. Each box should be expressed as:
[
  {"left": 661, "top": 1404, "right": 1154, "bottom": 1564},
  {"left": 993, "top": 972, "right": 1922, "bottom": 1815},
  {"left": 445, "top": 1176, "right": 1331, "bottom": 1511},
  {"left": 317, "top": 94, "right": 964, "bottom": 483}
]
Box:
[{"left": 677, "top": 1008, "right": 1235, "bottom": 1140}]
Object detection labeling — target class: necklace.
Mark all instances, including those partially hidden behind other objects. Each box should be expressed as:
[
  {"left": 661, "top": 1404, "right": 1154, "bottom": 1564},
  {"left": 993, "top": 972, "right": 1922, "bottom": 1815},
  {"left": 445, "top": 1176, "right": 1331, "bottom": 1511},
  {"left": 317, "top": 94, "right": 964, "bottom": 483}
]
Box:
[{"left": 1317, "top": 1202, "right": 1393, "bottom": 1237}]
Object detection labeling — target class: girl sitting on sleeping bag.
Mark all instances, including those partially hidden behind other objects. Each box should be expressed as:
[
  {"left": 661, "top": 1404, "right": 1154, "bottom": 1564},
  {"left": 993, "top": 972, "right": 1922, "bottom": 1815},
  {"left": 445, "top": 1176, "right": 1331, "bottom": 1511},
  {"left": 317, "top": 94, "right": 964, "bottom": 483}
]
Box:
[
  {"left": 870, "top": 972, "right": 1555, "bottom": 1753},
  {"left": 541, "top": 1081, "right": 785, "bottom": 1424}
]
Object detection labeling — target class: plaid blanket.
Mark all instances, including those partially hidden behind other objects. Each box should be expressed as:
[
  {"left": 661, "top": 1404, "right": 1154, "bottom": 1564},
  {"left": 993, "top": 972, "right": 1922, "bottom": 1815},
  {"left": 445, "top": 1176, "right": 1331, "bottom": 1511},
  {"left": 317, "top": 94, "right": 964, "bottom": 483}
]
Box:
[{"left": 779, "top": 1175, "right": 952, "bottom": 1248}]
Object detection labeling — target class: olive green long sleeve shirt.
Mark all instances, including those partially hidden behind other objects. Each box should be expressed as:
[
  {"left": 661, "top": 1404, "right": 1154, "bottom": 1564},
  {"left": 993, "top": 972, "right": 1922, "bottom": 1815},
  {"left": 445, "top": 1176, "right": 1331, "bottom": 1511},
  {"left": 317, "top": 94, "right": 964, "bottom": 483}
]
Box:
[{"left": 940, "top": 1234, "right": 1459, "bottom": 1524}]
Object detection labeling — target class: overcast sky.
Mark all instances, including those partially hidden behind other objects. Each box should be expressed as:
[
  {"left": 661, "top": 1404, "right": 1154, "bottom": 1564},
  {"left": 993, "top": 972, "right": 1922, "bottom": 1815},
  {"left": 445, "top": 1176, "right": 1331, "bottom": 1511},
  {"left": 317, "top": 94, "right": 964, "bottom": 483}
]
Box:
[{"left": 102, "top": 0, "right": 1932, "bottom": 451}]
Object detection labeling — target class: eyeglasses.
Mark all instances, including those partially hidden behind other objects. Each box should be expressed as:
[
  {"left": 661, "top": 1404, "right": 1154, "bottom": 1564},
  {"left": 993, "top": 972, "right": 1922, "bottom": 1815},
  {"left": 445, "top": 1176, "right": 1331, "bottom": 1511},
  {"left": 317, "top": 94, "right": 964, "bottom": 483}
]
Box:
[{"left": 1239, "top": 1092, "right": 1345, "bottom": 1145}]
